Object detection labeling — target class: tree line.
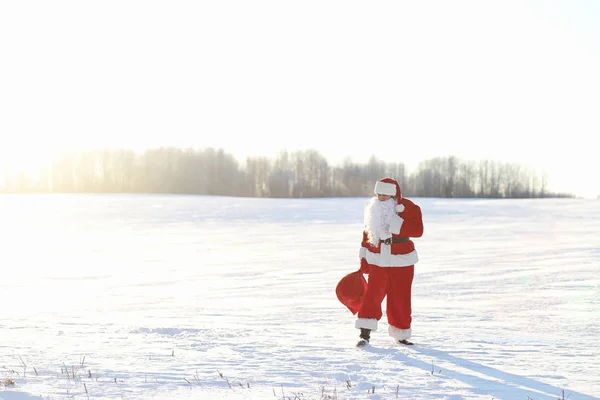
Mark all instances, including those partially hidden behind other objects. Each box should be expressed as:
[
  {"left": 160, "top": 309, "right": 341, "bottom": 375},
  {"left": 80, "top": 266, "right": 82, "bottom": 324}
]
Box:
[{"left": 0, "top": 147, "right": 574, "bottom": 198}]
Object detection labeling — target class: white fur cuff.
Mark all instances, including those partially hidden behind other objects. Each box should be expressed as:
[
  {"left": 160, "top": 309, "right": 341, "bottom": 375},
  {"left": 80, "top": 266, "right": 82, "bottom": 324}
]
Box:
[
  {"left": 395, "top": 204, "right": 405, "bottom": 213},
  {"left": 358, "top": 247, "right": 367, "bottom": 260},
  {"left": 388, "top": 325, "right": 412, "bottom": 340},
  {"left": 355, "top": 318, "right": 378, "bottom": 331},
  {"left": 388, "top": 214, "right": 403, "bottom": 235}
]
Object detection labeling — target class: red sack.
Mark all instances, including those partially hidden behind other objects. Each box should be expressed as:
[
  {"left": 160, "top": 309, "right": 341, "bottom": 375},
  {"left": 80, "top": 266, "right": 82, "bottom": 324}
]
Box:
[{"left": 335, "top": 270, "right": 368, "bottom": 315}]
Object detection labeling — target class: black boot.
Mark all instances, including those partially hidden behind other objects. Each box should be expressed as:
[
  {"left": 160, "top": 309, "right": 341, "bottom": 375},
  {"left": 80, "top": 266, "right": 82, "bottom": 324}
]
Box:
[{"left": 356, "top": 328, "right": 371, "bottom": 347}]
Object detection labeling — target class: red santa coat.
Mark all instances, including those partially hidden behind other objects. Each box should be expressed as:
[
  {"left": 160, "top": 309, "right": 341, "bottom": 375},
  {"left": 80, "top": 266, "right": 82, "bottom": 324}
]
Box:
[{"left": 359, "top": 197, "right": 424, "bottom": 267}]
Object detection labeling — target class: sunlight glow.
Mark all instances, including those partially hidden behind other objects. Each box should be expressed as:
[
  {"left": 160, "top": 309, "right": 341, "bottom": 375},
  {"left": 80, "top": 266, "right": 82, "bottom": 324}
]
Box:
[{"left": 1, "top": 1, "right": 599, "bottom": 198}]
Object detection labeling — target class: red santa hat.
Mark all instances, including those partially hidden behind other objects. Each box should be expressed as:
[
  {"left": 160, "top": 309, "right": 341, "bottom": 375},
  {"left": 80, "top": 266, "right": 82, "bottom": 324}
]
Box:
[{"left": 374, "top": 177, "right": 405, "bottom": 213}]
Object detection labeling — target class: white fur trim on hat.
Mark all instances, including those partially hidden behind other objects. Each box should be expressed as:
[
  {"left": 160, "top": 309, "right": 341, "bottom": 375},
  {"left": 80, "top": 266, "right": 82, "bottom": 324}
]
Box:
[
  {"left": 355, "top": 318, "right": 378, "bottom": 331},
  {"left": 395, "top": 204, "right": 405, "bottom": 213},
  {"left": 374, "top": 181, "right": 397, "bottom": 196},
  {"left": 388, "top": 325, "right": 412, "bottom": 340}
]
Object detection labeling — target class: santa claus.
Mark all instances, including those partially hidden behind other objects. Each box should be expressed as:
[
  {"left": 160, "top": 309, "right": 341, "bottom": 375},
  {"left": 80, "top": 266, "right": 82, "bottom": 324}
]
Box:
[{"left": 355, "top": 177, "right": 424, "bottom": 346}]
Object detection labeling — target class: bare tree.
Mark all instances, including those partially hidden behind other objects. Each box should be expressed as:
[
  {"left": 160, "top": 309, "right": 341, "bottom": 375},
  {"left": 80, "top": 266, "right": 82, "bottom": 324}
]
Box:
[
  {"left": 246, "top": 156, "right": 271, "bottom": 197},
  {"left": 268, "top": 151, "right": 293, "bottom": 197},
  {"left": 478, "top": 160, "right": 491, "bottom": 197}
]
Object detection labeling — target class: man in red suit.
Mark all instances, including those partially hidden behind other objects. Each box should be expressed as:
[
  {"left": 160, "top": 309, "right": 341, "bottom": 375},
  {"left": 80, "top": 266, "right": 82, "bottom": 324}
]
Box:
[{"left": 356, "top": 177, "right": 424, "bottom": 346}]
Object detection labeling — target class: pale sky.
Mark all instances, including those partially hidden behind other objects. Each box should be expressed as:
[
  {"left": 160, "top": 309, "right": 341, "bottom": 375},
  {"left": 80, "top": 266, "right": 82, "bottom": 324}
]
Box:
[{"left": 1, "top": 1, "right": 599, "bottom": 198}]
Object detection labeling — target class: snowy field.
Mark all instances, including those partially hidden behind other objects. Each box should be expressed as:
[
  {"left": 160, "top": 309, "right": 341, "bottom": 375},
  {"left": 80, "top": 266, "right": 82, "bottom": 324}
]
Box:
[{"left": 0, "top": 194, "right": 599, "bottom": 400}]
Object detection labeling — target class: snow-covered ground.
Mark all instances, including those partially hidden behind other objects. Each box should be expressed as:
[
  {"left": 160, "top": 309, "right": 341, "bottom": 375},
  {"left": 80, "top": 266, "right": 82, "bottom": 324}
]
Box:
[{"left": 1, "top": 194, "right": 598, "bottom": 400}]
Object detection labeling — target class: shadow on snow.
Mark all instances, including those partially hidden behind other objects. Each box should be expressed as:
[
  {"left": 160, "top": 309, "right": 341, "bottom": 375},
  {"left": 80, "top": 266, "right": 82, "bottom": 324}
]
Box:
[{"left": 362, "top": 345, "right": 599, "bottom": 400}]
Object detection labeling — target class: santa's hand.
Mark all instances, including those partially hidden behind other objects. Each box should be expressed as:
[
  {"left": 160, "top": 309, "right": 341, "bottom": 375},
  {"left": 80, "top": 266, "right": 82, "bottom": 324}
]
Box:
[
  {"left": 384, "top": 204, "right": 405, "bottom": 227},
  {"left": 386, "top": 214, "right": 404, "bottom": 235},
  {"left": 359, "top": 258, "right": 371, "bottom": 274}
]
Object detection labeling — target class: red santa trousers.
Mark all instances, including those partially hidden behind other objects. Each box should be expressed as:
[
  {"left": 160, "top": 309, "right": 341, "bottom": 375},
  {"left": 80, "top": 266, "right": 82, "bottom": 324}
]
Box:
[{"left": 357, "top": 265, "right": 414, "bottom": 331}]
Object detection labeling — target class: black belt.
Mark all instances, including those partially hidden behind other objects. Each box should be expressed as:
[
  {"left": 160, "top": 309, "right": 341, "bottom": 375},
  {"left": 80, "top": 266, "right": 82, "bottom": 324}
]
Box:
[{"left": 380, "top": 237, "right": 410, "bottom": 245}]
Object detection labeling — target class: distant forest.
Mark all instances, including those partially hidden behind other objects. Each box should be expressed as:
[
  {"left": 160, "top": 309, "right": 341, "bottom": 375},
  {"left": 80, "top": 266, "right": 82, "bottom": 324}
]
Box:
[{"left": 1, "top": 147, "right": 574, "bottom": 198}]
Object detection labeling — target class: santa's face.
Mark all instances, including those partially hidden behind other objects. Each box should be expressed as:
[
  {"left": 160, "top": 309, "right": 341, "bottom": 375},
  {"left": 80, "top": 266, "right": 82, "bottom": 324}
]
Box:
[{"left": 364, "top": 196, "right": 396, "bottom": 246}]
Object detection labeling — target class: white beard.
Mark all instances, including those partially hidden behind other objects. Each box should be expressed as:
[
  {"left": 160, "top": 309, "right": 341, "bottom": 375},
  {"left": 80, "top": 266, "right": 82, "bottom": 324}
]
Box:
[{"left": 364, "top": 198, "right": 396, "bottom": 245}]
